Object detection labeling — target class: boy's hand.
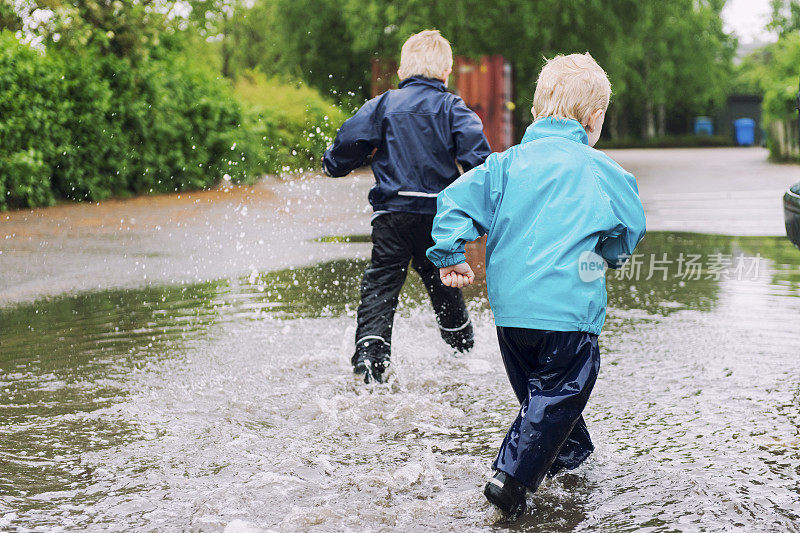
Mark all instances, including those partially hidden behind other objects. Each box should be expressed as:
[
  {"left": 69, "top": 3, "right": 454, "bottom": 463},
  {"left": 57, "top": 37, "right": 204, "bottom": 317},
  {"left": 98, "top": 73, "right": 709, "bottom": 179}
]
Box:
[{"left": 439, "top": 262, "right": 475, "bottom": 288}]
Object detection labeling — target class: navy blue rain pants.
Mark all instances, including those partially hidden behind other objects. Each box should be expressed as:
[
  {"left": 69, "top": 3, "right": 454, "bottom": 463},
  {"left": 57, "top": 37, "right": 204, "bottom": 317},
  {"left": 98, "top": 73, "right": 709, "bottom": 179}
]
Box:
[{"left": 493, "top": 327, "right": 601, "bottom": 491}]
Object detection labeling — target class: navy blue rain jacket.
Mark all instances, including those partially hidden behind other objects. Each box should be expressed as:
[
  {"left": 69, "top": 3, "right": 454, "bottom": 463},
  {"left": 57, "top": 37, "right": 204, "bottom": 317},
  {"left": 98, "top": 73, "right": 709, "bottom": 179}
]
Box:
[{"left": 322, "top": 76, "right": 491, "bottom": 215}]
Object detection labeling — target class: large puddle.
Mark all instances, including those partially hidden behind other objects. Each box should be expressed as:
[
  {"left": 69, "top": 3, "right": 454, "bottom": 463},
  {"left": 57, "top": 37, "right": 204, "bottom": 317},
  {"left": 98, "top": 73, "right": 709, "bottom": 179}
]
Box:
[{"left": 1, "top": 232, "right": 799, "bottom": 531}]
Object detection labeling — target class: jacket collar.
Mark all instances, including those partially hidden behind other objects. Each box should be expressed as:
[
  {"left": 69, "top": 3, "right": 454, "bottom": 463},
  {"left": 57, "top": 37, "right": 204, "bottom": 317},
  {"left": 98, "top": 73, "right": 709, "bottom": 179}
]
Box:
[
  {"left": 398, "top": 76, "right": 447, "bottom": 92},
  {"left": 521, "top": 117, "right": 589, "bottom": 145}
]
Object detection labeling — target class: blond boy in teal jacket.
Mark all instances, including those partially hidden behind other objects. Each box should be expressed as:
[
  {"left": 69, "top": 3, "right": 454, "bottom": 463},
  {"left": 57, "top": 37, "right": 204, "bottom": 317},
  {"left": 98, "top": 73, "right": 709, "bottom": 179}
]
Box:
[{"left": 427, "top": 53, "right": 646, "bottom": 518}]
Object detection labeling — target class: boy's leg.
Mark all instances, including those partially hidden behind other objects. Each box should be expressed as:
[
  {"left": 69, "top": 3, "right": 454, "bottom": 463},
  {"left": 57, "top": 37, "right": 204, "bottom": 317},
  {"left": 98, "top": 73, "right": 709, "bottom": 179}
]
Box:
[
  {"left": 492, "top": 327, "right": 600, "bottom": 491},
  {"left": 353, "top": 213, "right": 413, "bottom": 380},
  {"left": 498, "top": 337, "right": 595, "bottom": 478},
  {"left": 547, "top": 415, "right": 594, "bottom": 477},
  {"left": 410, "top": 215, "right": 473, "bottom": 352}
]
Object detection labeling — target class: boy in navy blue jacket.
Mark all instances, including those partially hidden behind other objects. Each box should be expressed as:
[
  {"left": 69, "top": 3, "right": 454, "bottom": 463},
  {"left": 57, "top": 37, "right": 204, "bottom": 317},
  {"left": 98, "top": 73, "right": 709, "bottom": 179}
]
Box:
[{"left": 323, "top": 30, "right": 491, "bottom": 383}]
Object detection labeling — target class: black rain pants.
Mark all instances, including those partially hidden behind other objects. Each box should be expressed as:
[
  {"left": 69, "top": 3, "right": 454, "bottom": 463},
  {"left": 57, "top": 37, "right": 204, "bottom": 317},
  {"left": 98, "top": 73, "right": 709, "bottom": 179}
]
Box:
[{"left": 353, "top": 212, "right": 473, "bottom": 366}]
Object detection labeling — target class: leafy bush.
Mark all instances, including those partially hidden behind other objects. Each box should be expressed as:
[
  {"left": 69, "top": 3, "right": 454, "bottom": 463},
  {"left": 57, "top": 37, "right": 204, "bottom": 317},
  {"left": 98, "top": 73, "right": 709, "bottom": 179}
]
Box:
[
  {"left": 49, "top": 49, "right": 118, "bottom": 201},
  {"left": 736, "top": 33, "right": 800, "bottom": 160},
  {"left": 0, "top": 30, "right": 347, "bottom": 210},
  {"left": 759, "top": 34, "right": 800, "bottom": 130},
  {"left": 233, "top": 71, "right": 347, "bottom": 175},
  {"left": 99, "top": 50, "right": 248, "bottom": 195},
  {"left": 0, "top": 31, "right": 250, "bottom": 210},
  {"left": 0, "top": 32, "right": 61, "bottom": 208},
  {"left": 1, "top": 149, "right": 54, "bottom": 208}
]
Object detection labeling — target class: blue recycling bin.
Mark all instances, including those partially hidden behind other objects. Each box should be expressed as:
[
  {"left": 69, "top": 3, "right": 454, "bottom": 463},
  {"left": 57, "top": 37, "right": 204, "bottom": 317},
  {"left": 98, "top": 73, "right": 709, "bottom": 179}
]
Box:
[
  {"left": 694, "top": 116, "right": 714, "bottom": 136},
  {"left": 734, "top": 118, "right": 756, "bottom": 146}
]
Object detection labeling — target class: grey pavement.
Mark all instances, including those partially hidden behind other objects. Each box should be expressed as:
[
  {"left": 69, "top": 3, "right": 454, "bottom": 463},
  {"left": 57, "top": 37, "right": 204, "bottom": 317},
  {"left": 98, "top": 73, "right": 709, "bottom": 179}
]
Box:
[
  {"left": 0, "top": 147, "right": 797, "bottom": 306},
  {"left": 607, "top": 147, "right": 798, "bottom": 236}
]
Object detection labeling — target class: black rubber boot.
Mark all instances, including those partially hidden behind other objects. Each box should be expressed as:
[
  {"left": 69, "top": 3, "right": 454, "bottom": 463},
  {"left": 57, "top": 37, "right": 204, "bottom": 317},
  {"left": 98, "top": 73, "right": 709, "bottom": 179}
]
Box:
[
  {"left": 352, "top": 342, "right": 391, "bottom": 384},
  {"left": 441, "top": 322, "right": 474, "bottom": 353},
  {"left": 353, "top": 356, "right": 390, "bottom": 384},
  {"left": 484, "top": 470, "right": 527, "bottom": 519}
]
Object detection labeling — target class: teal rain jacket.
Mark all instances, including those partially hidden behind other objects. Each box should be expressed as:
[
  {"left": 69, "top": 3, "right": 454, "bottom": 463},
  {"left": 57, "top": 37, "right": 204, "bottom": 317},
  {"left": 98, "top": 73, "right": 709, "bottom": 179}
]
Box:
[{"left": 426, "top": 118, "right": 646, "bottom": 334}]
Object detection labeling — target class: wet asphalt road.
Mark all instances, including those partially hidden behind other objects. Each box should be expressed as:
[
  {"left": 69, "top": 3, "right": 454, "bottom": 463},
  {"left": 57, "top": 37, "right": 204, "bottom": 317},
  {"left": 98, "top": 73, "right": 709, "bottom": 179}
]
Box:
[
  {"left": 0, "top": 147, "right": 797, "bottom": 307},
  {"left": 1, "top": 147, "right": 799, "bottom": 531}
]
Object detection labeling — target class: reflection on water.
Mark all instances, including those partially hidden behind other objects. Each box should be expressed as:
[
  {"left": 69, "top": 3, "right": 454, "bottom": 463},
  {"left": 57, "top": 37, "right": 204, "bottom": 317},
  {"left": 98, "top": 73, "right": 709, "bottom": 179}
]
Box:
[{"left": 1, "top": 232, "right": 799, "bottom": 531}]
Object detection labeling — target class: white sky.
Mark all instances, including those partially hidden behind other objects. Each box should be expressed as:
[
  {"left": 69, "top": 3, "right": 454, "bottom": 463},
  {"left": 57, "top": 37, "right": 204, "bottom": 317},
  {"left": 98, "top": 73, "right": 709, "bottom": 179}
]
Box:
[{"left": 722, "top": 0, "right": 776, "bottom": 44}]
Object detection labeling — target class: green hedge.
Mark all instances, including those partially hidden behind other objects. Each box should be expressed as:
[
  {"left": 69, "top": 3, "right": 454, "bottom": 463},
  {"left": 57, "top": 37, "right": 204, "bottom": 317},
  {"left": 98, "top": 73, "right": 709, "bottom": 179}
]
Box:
[
  {"left": 233, "top": 71, "right": 347, "bottom": 175},
  {"left": 0, "top": 32, "right": 346, "bottom": 210},
  {"left": 0, "top": 31, "right": 253, "bottom": 209},
  {"left": 0, "top": 32, "right": 63, "bottom": 208}
]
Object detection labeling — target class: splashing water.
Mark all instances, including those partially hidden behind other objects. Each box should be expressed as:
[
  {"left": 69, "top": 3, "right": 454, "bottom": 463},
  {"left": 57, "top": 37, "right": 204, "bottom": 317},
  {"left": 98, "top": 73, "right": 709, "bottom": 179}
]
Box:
[{"left": 1, "top": 233, "right": 799, "bottom": 531}]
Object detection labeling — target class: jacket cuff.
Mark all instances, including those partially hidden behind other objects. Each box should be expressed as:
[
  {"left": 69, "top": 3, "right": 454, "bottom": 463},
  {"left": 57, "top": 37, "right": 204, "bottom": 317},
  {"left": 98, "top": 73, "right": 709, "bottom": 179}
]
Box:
[{"left": 434, "top": 252, "right": 466, "bottom": 268}]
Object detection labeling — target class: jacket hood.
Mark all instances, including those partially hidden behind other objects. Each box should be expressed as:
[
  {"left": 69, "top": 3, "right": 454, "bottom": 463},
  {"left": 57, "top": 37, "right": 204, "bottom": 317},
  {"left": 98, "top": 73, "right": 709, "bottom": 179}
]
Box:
[
  {"left": 521, "top": 118, "right": 589, "bottom": 145},
  {"left": 398, "top": 76, "right": 447, "bottom": 92}
]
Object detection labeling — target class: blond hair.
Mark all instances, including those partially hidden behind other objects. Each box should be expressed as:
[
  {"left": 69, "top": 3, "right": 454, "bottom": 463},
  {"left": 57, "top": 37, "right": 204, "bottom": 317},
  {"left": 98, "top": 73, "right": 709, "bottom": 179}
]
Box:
[
  {"left": 532, "top": 53, "right": 611, "bottom": 122},
  {"left": 397, "top": 30, "right": 453, "bottom": 81}
]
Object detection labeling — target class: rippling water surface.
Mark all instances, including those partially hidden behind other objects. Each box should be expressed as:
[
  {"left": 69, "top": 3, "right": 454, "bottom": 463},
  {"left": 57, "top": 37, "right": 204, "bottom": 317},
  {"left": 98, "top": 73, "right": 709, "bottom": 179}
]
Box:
[{"left": 1, "top": 233, "right": 799, "bottom": 532}]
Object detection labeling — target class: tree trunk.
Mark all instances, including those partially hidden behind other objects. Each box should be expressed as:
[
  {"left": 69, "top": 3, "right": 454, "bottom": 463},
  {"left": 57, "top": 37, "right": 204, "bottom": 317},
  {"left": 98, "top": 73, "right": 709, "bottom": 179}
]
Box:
[
  {"left": 657, "top": 103, "right": 666, "bottom": 137},
  {"left": 620, "top": 111, "right": 630, "bottom": 138},
  {"left": 221, "top": 45, "right": 230, "bottom": 78},
  {"left": 609, "top": 106, "right": 619, "bottom": 140},
  {"left": 643, "top": 99, "right": 656, "bottom": 140},
  {"left": 221, "top": 16, "right": 232, "bottom": 79}
]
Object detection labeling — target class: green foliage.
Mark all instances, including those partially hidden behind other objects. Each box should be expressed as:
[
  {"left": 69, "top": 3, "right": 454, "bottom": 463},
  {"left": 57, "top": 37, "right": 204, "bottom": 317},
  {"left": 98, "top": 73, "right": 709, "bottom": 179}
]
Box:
[
  {"left": 215, "top": 0, "right": 369, "bottom": 109},
  {"left": 732, "top": 48, "right": 771, "bottom": 95},
  {"left": 760, "top": 0, "right": 800, "bottom": 139},
  {"left": 14, "top": 0, "right": 739, "bottom": 146},
  {"left": 27, "top": 0, "right": 166, "bottom": 62},
  {"left": 733, "top": 31, "right": 800, "bottom": 160},
  {"left": 0, "top": 0, "right": 744, "bottom": 209},
  {"left": 49, "top": 49, "right": 119, "bottom": 200},
  {"left": 225, "top": 0, "right": 734, "bottom": 139},
  {"left": 1, "top": 149, "right": 54, "bottom": 208},
  {"left": 233, "top": 71, "right": 347, "bottom": 174},
  {"left": 0, "top": 32, "right": 61, "bottom": 208},
  {"left": 0, "top": 30, "right": 252, "bottom": 210},
  {"left": 769, "top": 0, "right": 800, "bottom": 36},
  {"left": 100, "top": 49, "right": 249, "bottom": 194},
  {"left": 757, "top": 36, "right": 800, "bottom": 161},
  {"left": 758, "top": 34, "right": 800, "bottom": 127},
  {"left": 0, "top": 1, "right": 21, "bottom": 30}
]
